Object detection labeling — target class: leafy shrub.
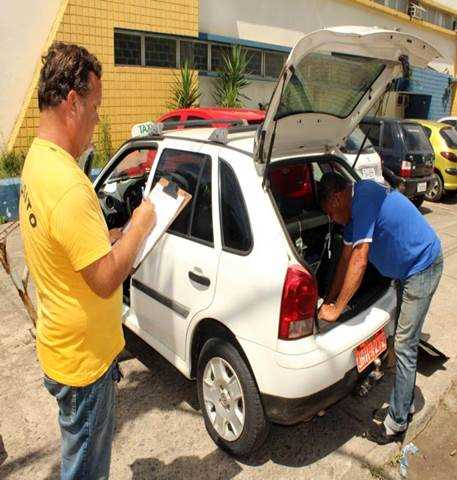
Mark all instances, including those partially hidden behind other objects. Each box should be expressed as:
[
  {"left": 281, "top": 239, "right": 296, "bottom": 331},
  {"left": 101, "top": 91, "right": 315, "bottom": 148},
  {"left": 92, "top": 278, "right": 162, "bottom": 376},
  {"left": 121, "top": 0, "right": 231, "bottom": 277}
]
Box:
[
  {"left": 168, "top": 60, "right": 201, "bottom": 109},
  {"left": 213, "top": 45, "right": 251, "bottom": 108},
  {"left": 0, "top": 148, "right": 25, "bottom": 179},
  {"left": 93, "top": 116, "right": 113, "bottom": 168}
]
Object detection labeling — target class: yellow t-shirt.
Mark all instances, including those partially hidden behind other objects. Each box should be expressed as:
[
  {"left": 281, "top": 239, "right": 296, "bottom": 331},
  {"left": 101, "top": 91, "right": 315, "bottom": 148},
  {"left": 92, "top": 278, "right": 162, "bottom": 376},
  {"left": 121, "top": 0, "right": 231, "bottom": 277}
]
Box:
[{"left": 19, "top": 138, "right": 124, "bottom": 387}]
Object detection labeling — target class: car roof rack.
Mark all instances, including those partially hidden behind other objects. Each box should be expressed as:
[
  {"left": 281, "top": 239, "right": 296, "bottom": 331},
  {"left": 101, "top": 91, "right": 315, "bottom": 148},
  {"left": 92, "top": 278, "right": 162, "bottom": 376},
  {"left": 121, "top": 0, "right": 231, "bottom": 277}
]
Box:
[
  {"left": 208, "top": 124, "right": 259, "bottom": 144},
  {"left": 131, "top": 118, "right": 250, "bottom": 139},
  {"left": 131, "top": 119, "right": 261, "bottom": 144}
]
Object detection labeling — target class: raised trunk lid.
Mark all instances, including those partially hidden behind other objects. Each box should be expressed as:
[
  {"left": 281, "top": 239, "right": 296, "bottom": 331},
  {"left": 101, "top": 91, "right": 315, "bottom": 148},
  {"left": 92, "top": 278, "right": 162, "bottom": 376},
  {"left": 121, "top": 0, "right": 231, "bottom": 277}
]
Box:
[{"left": 254, "top": 27, "right": 441, "bottom": 166}]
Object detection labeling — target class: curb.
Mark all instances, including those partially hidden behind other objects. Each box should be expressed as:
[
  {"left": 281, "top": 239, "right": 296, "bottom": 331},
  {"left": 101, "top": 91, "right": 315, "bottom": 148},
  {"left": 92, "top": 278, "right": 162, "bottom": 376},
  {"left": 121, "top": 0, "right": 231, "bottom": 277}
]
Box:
[{"left": 363, "top": 359, "right": 457, "bottom": 471}]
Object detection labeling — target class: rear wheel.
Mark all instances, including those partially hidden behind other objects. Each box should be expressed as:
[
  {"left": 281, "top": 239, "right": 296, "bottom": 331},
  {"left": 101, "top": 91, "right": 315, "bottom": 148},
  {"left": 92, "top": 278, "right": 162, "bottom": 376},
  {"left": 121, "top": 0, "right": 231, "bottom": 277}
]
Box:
[
  {"left": 197, "top": 338, "right": 269, "bottom": 457},
  {"left": 425, "top": 173, "right": 444, "bottom": 202}
]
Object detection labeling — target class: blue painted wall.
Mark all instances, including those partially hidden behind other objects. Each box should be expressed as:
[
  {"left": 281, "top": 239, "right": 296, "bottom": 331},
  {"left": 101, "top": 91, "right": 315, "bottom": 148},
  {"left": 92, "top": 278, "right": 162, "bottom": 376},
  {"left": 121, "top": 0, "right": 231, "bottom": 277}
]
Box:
[
  {"left": 406, "top": 67, "right": 453, "bottom": 120},
  {"left": 0, "top": 178, "right": 20, "bottom": 221}
]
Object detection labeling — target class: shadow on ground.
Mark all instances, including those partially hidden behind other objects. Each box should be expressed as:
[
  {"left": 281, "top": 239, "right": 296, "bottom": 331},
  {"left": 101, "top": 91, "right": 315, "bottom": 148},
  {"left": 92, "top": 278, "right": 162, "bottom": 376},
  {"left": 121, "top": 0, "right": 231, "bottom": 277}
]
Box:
[{"left": 119, "top": 328, "right": 442, "bottom": 471}]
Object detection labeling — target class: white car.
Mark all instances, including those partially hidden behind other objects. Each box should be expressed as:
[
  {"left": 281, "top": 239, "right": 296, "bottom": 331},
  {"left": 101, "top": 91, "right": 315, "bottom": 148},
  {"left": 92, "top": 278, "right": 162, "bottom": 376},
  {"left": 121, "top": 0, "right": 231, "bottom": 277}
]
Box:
[
  {"left": 437, "top": 116, "right": 457, "bottom": 129},
  {"left": 340, "top": 127, "right": 385, "bottom": 184},
  {"left": 92, "top": 27, "right": 439, "bottom": 456}
]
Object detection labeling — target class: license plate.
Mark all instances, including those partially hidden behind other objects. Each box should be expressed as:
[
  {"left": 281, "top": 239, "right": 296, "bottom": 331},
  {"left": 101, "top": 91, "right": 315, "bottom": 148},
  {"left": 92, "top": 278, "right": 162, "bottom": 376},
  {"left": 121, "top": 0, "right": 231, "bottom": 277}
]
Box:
[
  {"left": 417, "top": 182, "right": 427, "bottom": 193},
  {"left": 354, "top": 329, "right": 387, "bottom": 373},
  {"left": 361, "top": 167, "right": 376, "bottom": 179}
]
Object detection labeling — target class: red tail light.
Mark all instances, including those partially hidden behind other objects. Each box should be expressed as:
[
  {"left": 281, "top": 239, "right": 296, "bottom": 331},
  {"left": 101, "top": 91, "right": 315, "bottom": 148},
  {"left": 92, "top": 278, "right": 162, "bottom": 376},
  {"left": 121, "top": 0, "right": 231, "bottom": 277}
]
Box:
[
  {"left": 400, "top": 160, "right": 412, "bottom": 178},
  {"left": 441, "top": 151, "right": 457, "bottom": 162},
  {"left": 279, "top": 265, "right": 318, "bottom": 340}
]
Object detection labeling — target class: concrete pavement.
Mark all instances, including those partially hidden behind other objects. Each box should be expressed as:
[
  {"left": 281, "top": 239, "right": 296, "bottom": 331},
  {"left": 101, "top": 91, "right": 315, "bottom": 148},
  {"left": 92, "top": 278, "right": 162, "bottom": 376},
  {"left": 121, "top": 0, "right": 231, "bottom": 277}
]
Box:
[{"left": 1, "top": 197, "right": 457, "bottom": 480}]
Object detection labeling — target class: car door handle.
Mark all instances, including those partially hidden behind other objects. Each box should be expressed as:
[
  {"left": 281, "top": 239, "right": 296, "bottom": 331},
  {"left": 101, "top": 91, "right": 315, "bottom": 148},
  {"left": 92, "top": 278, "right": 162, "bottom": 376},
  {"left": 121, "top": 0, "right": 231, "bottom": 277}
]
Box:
[{"left": 188, "top": 271, "right": 211, "bottom": 287}]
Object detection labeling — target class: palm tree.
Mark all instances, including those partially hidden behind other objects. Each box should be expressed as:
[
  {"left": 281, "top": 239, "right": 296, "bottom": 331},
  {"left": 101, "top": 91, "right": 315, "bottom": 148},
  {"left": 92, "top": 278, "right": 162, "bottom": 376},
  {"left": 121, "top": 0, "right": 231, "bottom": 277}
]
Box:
[
  {"left": 213, "top": 45, "right": 251, "bottom": 108},
  {"left": 168, "top": 60, "right": 201, "bottom": 109}
]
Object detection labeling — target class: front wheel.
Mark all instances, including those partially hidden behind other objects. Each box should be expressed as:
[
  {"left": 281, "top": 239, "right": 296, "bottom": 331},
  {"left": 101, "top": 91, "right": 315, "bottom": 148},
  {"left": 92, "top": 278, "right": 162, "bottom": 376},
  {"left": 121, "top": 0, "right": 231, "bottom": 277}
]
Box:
[
  {"left": 425, "top": 173, "right": 444, "bottom": 202},
  {"left": 197, "top": 338, "right": 269, "bottom": 457}
]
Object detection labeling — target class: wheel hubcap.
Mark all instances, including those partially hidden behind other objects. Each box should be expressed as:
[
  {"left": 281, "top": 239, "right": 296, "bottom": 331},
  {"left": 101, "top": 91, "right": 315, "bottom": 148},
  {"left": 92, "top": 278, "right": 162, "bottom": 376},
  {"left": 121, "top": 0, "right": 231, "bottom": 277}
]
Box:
[
  {"left": 428, "top": 175, "right": 440, "bottom": 199},
  {"left": 202, "top": 357, "right": 245, "bottom": 441}
]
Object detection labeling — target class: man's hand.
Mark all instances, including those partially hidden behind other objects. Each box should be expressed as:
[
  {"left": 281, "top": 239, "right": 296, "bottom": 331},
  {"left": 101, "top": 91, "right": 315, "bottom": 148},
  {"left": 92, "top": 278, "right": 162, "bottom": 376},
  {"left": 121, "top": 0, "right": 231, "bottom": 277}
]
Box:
[
  {"left": 129, "top": 199, "right": 157, "bottom": 238},
  {"left": 318, "top": 303, "right": 342, "bottom": 322}
]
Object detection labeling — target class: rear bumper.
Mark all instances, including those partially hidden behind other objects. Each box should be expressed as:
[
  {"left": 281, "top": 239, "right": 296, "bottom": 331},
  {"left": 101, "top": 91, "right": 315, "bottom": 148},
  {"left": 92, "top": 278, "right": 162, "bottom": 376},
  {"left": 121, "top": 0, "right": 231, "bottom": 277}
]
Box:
[
  {"left": 383, "top": 168, "right": 434, "bottom": 197},
  {"left": 262, "top": 365, "right": 366, "bottom": 424}
]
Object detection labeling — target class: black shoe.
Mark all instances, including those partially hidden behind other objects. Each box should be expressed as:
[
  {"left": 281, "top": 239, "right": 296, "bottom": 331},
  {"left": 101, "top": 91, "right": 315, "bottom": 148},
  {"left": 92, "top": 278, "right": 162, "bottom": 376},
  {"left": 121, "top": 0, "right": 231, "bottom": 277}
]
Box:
[
  {"left": 372, "top": 406, "right": 414, "bottom": 424},
  {"left": 365, "top": 422, "right": 405, "bottom": 445}
]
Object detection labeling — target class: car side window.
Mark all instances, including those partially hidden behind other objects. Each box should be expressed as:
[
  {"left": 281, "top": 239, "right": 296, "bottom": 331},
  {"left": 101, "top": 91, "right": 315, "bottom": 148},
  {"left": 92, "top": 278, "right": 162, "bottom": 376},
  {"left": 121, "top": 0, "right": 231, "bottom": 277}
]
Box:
[
  {"left": 360, "top": 123, "right": 380, "bottom": 148},
  {"left": 190, "top": 159, "right": 213, "bottom": 244},
  {"left": 185, "top": 115, "right": 205, "bottom": 127},
  {"left": 154, "top": 148, "right": 212, "bottom": 241},
  {"left": 219, "top": 160, "right": 252, "bottom": 253},
  {"left": 381, "top": 123, "right": 394, "bottom": 149},
  {"left": 162, "top": 115, "right": 181, "bottom": 124}
]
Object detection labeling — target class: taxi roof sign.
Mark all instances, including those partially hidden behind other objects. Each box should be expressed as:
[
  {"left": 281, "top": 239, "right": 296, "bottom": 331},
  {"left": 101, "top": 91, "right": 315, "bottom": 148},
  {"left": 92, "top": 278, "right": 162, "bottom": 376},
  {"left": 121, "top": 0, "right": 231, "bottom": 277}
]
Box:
[{"left": 131, "top": 121, "right": 163, "bottom": 138}]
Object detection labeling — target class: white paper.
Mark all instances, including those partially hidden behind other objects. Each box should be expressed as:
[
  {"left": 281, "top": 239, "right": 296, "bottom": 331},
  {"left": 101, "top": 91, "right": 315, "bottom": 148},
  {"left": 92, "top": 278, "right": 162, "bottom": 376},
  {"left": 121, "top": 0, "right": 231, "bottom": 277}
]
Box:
[{"left": 125, "top": 181, "right": 188, "bottom": 269}]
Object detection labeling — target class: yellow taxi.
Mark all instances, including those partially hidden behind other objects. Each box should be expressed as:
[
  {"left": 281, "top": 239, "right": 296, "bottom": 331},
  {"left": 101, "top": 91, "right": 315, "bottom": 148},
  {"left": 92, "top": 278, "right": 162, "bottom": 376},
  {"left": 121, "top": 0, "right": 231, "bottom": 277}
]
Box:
[{"left": 413, "top": 119, "right": 457, "bottom": 202}]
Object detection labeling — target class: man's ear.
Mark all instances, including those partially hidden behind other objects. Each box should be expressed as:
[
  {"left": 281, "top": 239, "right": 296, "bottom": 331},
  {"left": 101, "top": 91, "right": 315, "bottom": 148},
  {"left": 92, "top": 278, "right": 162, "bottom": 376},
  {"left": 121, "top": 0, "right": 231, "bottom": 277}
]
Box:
[{"left": 66, "top": 90, "right": 79, "bottom": 115}]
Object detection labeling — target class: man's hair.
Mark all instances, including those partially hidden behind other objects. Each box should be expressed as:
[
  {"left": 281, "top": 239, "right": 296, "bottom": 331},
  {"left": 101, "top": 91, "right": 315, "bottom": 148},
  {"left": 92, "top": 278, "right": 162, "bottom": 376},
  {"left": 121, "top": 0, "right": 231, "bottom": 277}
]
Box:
[
  {"left": 38, "top": 42, "right": 102, "bottom": 111},
  {"left": 317, "top": 172, "right": 351, "bottom": 205}
]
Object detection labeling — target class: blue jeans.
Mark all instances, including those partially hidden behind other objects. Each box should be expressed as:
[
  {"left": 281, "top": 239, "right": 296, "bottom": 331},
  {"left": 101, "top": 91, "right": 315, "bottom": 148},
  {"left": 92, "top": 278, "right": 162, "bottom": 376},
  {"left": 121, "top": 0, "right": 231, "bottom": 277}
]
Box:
[
  {"left": 44, "top": 362, "right": 122, "bottom": 480},
  {"left": 385, "top": 254, "right": 443, "bottom": 433}
]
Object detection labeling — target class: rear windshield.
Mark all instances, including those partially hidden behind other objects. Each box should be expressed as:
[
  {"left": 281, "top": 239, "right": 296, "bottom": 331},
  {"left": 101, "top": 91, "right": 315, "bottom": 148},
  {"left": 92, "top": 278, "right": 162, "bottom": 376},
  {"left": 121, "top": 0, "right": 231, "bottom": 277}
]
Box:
[
  {"left": 276, "top": 52, "right": 385, "bottom": 120},
  {"left": 401, "top": 124, "right": 432, "bottom": 153},
  {"left": 440, "top": 127, "right": 457, "bottom": 149},
  {"left": 341, "top": 128, "right": 375, "bottom": 154}
]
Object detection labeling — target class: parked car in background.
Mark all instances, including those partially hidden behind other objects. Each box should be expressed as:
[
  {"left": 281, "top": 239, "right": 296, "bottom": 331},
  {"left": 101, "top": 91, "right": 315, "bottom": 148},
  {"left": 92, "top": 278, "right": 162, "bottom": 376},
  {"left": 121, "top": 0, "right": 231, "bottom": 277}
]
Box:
[
  {"left": 157, "top": 107, "right": 265, "bottom": 128},
  {"left": 437, "top": 116, "right": 457, "bottom": 129},
  {"left": 340, "top": 127, "right": 385, "bottom": 184},
  {"left": 359, "top": 117, "right": 435, "bottom": 207},
  {"left": 413, "top": 119, "right": 457, "bottom": 201}
]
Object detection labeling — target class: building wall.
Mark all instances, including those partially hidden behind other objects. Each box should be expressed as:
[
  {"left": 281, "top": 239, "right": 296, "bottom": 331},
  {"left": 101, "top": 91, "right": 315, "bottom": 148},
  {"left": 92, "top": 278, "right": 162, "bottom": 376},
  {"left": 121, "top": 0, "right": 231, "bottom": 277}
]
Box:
[
  {"left": 408, "top": 67, "right": 453, "bottom": 119},
  {"left": 199, "top": 0, "right": 457, "bottom": 111},
  {"left": 0, "top": 0, "right": 63, "bottom": 147},
  {"left": 9, "top": 0, "right": 199, "bottom": 154}
]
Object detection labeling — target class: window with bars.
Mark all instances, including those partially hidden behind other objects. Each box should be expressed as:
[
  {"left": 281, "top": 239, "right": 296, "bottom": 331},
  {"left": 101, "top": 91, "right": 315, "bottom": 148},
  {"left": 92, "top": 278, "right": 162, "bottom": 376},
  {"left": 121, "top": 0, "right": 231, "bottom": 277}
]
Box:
[
  {"left": 114, "top": 29, "right": 288, "bottom": 80},
  {"left": 372, "top": 1, "right": 456, "bottom": 30}
]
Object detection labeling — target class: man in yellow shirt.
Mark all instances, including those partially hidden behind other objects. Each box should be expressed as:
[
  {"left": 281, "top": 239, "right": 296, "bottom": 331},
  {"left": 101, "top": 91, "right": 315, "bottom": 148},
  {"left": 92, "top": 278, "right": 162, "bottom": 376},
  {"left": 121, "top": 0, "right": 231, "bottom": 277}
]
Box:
[{"left": 19, "top": 43, "right": 156, "bottom": 479}]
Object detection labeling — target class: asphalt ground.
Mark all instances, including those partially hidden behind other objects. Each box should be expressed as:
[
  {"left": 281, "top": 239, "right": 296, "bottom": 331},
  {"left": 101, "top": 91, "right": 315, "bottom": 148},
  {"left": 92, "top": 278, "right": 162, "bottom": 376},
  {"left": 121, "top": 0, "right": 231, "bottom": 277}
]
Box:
[{"left": 1, "top": 196, "right": 457, "bottom": 480}]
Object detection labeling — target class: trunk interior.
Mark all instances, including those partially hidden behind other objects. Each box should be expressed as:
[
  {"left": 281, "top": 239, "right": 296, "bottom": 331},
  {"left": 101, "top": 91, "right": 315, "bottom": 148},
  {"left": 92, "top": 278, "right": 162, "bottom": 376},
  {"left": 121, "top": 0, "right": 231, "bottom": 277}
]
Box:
[{"left": 268, "top": 157, "right": 391, "bottom": 325}]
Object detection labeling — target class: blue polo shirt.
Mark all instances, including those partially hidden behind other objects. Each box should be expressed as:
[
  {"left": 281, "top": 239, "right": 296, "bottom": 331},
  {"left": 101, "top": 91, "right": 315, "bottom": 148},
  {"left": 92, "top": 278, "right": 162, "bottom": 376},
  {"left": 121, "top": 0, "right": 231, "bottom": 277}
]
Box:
[{"left": 343, "top": 181, "right": 441, "bottom": 280}]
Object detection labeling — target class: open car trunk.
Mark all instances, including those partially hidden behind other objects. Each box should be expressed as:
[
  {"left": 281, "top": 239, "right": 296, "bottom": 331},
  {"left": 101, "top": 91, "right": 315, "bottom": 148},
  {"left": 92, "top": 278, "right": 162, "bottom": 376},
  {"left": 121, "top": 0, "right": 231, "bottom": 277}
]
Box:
[{"left": 268, "top": 156, "right": 391, "bottom": 323}]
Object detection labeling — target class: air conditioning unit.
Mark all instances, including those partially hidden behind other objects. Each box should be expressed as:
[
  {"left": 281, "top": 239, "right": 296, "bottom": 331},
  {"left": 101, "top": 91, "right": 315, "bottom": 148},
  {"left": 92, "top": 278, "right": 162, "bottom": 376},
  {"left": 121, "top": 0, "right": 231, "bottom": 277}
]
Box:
[{"left": 408, "top": 3, "right": 427, "bottom": 20}]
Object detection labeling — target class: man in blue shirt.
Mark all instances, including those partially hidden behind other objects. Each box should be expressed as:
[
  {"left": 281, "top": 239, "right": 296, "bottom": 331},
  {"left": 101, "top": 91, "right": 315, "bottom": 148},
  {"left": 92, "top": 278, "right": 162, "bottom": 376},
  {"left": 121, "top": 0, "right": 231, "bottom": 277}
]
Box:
[{"left": 317, "top": 172, "right": 443, "bottom": 444}]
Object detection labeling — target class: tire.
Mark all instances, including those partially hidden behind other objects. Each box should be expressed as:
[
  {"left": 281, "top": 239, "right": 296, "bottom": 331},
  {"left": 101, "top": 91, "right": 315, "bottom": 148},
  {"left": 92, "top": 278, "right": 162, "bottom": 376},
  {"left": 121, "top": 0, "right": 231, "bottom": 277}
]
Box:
[
  {"left": 425, "top": 173, "right": 444, "bottom": 202},
  {"left": 411, "top": 195, "right": 425, "bottom": 208},
  {"left": 197, "top": 338, "right": 269, "bottom": 457}
]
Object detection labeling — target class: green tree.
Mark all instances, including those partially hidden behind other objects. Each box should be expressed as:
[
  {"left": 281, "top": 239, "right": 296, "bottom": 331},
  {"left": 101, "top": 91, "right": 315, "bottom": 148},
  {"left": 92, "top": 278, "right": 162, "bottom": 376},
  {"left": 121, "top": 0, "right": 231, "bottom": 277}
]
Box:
[
  {"left": 0, "top": 147, "right": 25, "bottom": 179},
  {"left": 213, "top": 45, "right": 251, "bottom": 108},
  {"left": 93, "top": 116, "right": 112, "bottom": 168},
  {"left": 168, "top": 60, "right": 201, "bottom": 109}
]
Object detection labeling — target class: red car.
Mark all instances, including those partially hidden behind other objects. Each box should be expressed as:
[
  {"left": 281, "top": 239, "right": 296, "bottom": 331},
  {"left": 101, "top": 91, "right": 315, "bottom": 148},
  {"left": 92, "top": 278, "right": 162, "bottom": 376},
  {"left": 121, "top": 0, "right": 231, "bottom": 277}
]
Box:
[{"left": 157, "top": 107, "right": 265, "bottom": 128}]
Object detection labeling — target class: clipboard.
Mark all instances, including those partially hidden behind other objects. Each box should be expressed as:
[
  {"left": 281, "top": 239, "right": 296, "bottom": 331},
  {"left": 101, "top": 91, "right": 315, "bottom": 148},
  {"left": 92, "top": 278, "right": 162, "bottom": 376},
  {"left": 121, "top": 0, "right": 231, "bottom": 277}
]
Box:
[{"left": 128, "top": 178, "right": 191, "bottom": 271}]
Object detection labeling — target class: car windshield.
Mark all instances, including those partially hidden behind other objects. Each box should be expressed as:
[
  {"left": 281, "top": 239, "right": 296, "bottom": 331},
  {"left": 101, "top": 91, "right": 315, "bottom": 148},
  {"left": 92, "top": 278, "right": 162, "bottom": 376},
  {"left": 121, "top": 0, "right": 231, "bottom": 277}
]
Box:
[
  {"left": 276, "top": 51, "right": 385, "bottom": 120},
  {"left": 440, "top": 127, "right": 457, "bottom": 149},
  {"left": 341, "top": 128, "right": 375, "bottom": 154},
  {"left": 401, "top": 124, "right": 432, "bottom": 153}
]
